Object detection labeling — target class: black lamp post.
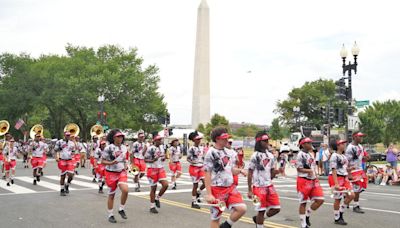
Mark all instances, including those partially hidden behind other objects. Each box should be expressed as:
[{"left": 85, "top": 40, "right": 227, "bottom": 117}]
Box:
[{"left": 340, "top": 42, "right": 360, "bottom": 141}]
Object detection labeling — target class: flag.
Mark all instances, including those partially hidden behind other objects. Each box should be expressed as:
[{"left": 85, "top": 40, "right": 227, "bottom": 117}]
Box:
[{"left": 14, "top": 119, "right": 25, "bottom": 130}]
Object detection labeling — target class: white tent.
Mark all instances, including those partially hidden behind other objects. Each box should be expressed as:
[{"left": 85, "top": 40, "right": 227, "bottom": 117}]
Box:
[{"left": 158, "top": 128, "right": 204, "bottom": 139}]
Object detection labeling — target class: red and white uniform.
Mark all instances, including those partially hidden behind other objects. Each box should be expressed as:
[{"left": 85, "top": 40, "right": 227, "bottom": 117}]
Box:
[
  {"left": 345, "top": 143, "right": 367, "bottom": 192},
  {"left": 4, "top": 144, "right": 18, "bottom": 171},
  {"left": 55, "top": 139, "right": 76, "bottom": 175},
  {"left": 295, "top": 149, "right": 324, "bottom": 203},
  {"left": 187, "top": 146, "right": 205, "bottom": 183},
  {"left": 131, "top": 141, "right": 147, "bottom": 174},
  {"left": 204, "top": 147, "right": 244, "bottom": 220},
  {"left": 29, "top": 141, "right": 46, "bottom": 170},
  {"left": 328, "top": 152, "right": 353, "bottom": 199},
  {"left": 89, "top": 141, "right": 98, "bottom": 168},
  {"left": 94, "top": 147, "right": 105, "bottom": 178},
  {"left": 102, "top": 144, "right": 128, "bottom": 195},
  {"left": 144, "top": 145, "right": 167, "bottom": 186},
  {"left": 168, "top": 146, "right": 182, "bottom": 175},
  {"left": 248, "top": 151, "right": 280, "bottom": 211},
  {"left": 73, "top": 142, "right": 81, "bottom": 165}
]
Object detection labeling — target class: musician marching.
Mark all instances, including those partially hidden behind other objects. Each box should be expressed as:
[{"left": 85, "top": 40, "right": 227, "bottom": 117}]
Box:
[
  {"left": 101, "top": 129, "right": 129, "bottom": 223},
  {"left": 130, "top": 130, "right": 147, "bottom": 192},
  {"left": 168, "top": 138, "right": 182, "bottom": 190},
  {"left": 90, "top": 135, "right": 100, "bottom": 182},
  {"left": 144, "top": 134, "right": 169, "bottom": 214},
  {"left": 94, "top": 140, "right": 107, "bottom": 193},
  {"left": 55, "top": 131, "right": 76, "bottom": 196},
  {"left": 4, "top": 137, "right": 19, "bottom": 186},
  {"left": 29, "top": 133, "right": 47, "bottom": 185}
]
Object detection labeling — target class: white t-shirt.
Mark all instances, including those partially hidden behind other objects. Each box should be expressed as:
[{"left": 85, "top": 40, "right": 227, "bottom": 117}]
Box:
[
  {"left": 248, "top": 151, "right": 275, "bottom": 187},
  {"left": 204, "top": 147, "right": 236, "bottom": 187}
]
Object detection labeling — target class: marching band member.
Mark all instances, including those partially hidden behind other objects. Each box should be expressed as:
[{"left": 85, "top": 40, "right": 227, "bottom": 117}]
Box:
[
  {"left": 345, "top": 131, "right": 368, "bottom": 214},
  {"left": 55, "top": 132, "right": 76, "bottom": 196},
  {"left": 144, "top": 134, "right": 169, "bottom": 214},
  {"left": 131, "top": 130, "right": 147, "bottom": 192},
  {"left": 79, "top": 139, "right": 88, "bottom": 168},
  {"left": 204, "top": 127, "right": 247, "bottom": 228},
  {"left": 101, "top": 129, "right": 129, "bottom": 223},
  {"left": 329, "top": 140, "right": 355, "bottom": 225},
  {"left": 296, "top": 137, "right": 324, "bottom": 228},
  {"left": 168, "top": 138, "right": 182, "bottom": 190},
  {"left": 4, "top": 138, "right": 19, "bottom": 186},
  {"left": 94, "top": 140, "right": 106, "bottom": 193},
  {"left": 225, "top": 139, "right": 246, "bottom": 186},
  {"left": 29, "top": 134, "right": 46, "bottom": 185},
  {"left": 187, "top": 131, "right": 206, "bottom": 209},
  {"left": 248, "top": 132, "right": 280, "bottom": 228},
  {"left": 0, "top": 144, "right": 4, "bottom": 177},
  {"left": 40, "top": 137, "right": 48, "bottom": 176},
  {"left": 90, "top": 136, "right": 99, "bottom": 182},
  {"left": 72, "top": 136, "right": 81, "bottom": 175}
]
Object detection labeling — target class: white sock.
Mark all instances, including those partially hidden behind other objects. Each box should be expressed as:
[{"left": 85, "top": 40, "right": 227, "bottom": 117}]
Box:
[
  {"left": 60, "top": 185, "right": 64, "bottom": 190},
  {"left": 156, "top": 195, "right": 160, "bottom": 200},
  {"left": 150, "top": 203, "right": 156, "bottom": 208},
  {"left": 119, "top": 204, "right": 125, "bottom": 211},
  {"left": 133, "top": 182, "right": 138, "bottom": 188},
  {"left": 354, "top": 201, "right": 359, "bottom": 207},
  {"left": 256, "top": 224, "right": 264, "bottom": 228},
  {"left": 339, "top": 204, "right": 346, "bottom": 213},
  {"left": 334, "top": 210, "right": 340, "bottom": 220},
  {"left": 227, "top": 218, "right": 234, "bottom": 226},
  {"left": 108, "top": 209, "right": 113, "bottom": 217},
  {"left": 192, "top": 196, "right": 197, "bottom": 202},
  {"left": 306, "top": 208, "right": 312, "bottom": 217},
  {"left": 300, "top": 214, "right": 306, "bottom": 227}
]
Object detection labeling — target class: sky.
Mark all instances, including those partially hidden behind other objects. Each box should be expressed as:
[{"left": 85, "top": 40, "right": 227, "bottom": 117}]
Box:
[{"left": 1, "top": 0, "right": 400, "bottom": 126}]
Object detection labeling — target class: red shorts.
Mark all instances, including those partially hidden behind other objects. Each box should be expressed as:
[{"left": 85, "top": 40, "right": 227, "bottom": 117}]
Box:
[
  {"left": 31, "top": 157, "right": 44, "bottom": 169},
  {"left": 350, "top": 170, "right": 367, "bottom": 192},
  {"left": 132, "top": 158, "right": 146, "bottom": 173},
  {"left": 189, "top": 165, "right": 204, "bottom": 183},
  {"left": 253, "top": 185, "right": 281, "bottom": 211},
  {"left": 95, "top": 164, "right": 105, "bottom": 177},
  {"left": 5, "top": 160, "right": 16, "bottom": 171},
  {"left": 43, "top": 153, "right": 47, "bottom": 161},
  {"left": 58, "top": 160, "right": 75, "bottom": 175},
  {"left": 233, "top": 174, "right": 239, "bottom": 186},
  {"left": 90, "top": 157, "right": 95, "bottom": 166},
  {"left": 74, "top": 154, "right": 80, "bottom": 164},
  {"left": 328, "top": 175, "right": 353, "bottom": 199},
  {"left": 105, "top": 170, "right": 128, "bottom": 194},
  {"left": 147, "top": 168, "right": 167, "bottom": 186},
  {"left": 169, "top": 162, "right": 182, "bottom": 174},
  {"left": 297, "top": 177, "right": 324, "bottom": 203},
  {"left": 210, "top": 185, "right": 245, "bottom": 220}
]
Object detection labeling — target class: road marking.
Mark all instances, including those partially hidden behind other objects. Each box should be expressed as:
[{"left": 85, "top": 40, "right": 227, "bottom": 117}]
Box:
[
  {"left": 135, "top": 195, "right": 296, "bottom": 228},
  {"left": 15, "top": 176, "right": 77, "bottom": 191},
  {"left": 0, "top": 179, "right": 36, "bottom": 194},
  {"left": 46, "top": 176, "right": 99, "bottom": 189}
]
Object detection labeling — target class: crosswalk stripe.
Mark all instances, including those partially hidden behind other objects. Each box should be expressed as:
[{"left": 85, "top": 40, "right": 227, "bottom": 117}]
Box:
[
  {"left": 15, "top": 176, "right": 77, "bottom": 191},
  {"left": 0, "top": 179, "right": 36, "bottom": 194},
  {"left": 46, "top": 176, "right": 99, "bottom": 189}
]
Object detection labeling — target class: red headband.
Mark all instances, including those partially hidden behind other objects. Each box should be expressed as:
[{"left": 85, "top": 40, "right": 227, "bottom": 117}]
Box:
[
  {"left": 216, "top": 133, "right": 230, "bottom": 140},
  {"left": 256, "top": 135, "right": 269, "bottom": 142}
]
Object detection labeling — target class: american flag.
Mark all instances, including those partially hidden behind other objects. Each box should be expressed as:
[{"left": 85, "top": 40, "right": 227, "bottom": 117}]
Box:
[{"left": 14, "top": 119, "right": 25, "bottom": 130}]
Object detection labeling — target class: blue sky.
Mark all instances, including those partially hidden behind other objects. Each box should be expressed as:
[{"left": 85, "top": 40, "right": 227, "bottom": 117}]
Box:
[{"left": 1, "top": 0, "right": 399, "bottom": 125}]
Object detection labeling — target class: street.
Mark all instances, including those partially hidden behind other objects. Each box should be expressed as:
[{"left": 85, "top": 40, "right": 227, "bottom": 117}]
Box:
[{"left": 0, "top": 159, "right": 399, "bottom": 228}]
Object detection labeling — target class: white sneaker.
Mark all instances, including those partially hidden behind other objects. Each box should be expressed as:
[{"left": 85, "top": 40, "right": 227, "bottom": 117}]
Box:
[{"left": 380, "top": 182, "right": 386, "bottom": 186}]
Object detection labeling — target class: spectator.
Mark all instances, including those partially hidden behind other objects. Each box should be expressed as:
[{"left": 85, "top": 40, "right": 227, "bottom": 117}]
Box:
[
  {"left": 380, "top": 164, "right": 395, "bottom": 186},
  {"left": 385, "top": 144, "right": 398, "bottom": 171},
  {"left": 321, "top": 144, "right": 331, "bottom": 176},
  {"left": 366, "top": 166, "right": 378, "bottom": 183}
]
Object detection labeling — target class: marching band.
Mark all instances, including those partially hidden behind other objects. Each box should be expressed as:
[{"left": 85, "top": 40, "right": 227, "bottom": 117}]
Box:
[{"left": 0, "top": 119, "right": 371, "bottom": 227}]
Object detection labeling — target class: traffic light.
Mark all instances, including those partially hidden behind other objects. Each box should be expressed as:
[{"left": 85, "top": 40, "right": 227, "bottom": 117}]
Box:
[
  {"left": 335, "top": 78, "right": 347, "bottom": 101},
  {"left": 166, "top": 113, "right": 170, "bottom": 125},
  {"left": 337, "top": 108, "right": 344, "bottom": 124},
  {"left": 329, "top": 106, "right": 335, "bottom": 123},
  {"left": 320, "top": 106, "right": 327, "bottom": 122}
]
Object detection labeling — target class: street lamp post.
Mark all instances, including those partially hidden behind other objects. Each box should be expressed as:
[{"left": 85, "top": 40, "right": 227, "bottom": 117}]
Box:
[
  {"left": 293, "top": 106, "right": 300, "bottom": 131},
  {"left": 340, "top": 41, "right": 360, "bottom": 141},
  {"left": 97, "top": 95, "right": 105, "bottom": 126}
]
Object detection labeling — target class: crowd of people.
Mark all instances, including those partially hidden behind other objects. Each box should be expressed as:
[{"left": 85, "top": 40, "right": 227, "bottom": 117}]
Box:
[{"left": 1, "top": 126, "right": 397, "bottom": 228}]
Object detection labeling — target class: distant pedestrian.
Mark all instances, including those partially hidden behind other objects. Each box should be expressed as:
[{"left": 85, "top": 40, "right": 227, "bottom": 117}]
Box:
[
  {"left": 385, "top": 144, "right": 398, "bottom": 171},
  {"left": 321, "top": 144, "right": 331, "bottom": 176}
]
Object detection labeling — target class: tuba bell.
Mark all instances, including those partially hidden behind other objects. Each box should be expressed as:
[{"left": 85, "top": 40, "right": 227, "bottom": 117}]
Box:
[
  {"left": 90, "top": 124, "right": 104, "bottom": 138},
  {"left": 0, "top": 120, "right": 10, "bottom": 137},
  {"left": 30, "top": 124, "right": 44, "bottom": 139},
  {"left": 64, "top": 123, "right": 80, "bottom": 137},
  {"left": 128, "top": 163, "right": 140, "bottom": 176}
]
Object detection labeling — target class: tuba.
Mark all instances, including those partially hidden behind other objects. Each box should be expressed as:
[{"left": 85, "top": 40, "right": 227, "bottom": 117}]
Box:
[
  {"left": 0, "top": 120, "right": 10, "bottom": 147},
  {"left": 128, "top": 163, "right": 140, "bottom": 176},
  {"left": 30, "top": 124, "right": 44, "bottom": 140},
  {"left": 64, "top": 123, "right": 80, "bottom": 137},
  {"left": 90, "top": 124, "right": 104, "bottom": 138}
]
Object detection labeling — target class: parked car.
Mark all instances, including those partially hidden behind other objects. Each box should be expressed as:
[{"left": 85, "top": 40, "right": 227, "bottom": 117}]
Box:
[{"left": 366, "top": 148, "right": 386, "bottom": 162}]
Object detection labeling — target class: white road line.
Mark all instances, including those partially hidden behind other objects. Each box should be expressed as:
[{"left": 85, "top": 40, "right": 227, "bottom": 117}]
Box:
[
  {"left": 15, "top": 176, "right": 77, "bottom": 191},
  {"left": 46, "top": 176, "right": 98, "bottom": 189},
  {"left": 0, "top": 179, "right": 36, "bottom": 194}
]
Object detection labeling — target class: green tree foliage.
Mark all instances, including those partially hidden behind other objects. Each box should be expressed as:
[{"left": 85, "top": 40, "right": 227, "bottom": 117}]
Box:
[
  {"left": 196, "top": 114, "right": 230, "bottom": 142},
  {"left": 358, "top": 100, "right": 400, "bottom": 146},
  {"left": 274, "top": 79, "right": 337, "bottom": 129},
  {"left": 269, "top": 118, "right": 283, "bottom": 140},
  {"left": 234, "top": 124, "right": 262, "bottom": 138},
  {"left": 0, "top": 45, "right": 167, "bottom": 139}
]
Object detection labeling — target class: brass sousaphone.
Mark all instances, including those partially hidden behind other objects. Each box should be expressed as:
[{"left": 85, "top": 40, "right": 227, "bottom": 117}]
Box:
[
  {"left": 90, "top": 124, "right": 104, "bottom": 138},
  {"left": 0, "top": 120, "right": 10, "bottom": 147},
  {"left": 64, "top": 123, "right": 80, "bottom": 137},
  {"left": 30, "top": 124, "right": 44, "bottom": 139}
]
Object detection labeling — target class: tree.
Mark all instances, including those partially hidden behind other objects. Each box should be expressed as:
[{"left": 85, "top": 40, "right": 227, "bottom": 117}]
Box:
[
  {"left": 358, "top": 100, "right": 400, "bottom": 146},
  {"left": 234, "top": 124, "right": 262, "bottom": 138},
  {"left": 0, "top": 44, "right": 167, "bottom": 139},
  {"left": 274, "top": 79, "right": 338, "bottom": 130},
  {"left": 197, "top": 114, "right": 230, "bottom": 142},
  {"left": 269, "top": 118, "right": 283, "bottom": 140}
]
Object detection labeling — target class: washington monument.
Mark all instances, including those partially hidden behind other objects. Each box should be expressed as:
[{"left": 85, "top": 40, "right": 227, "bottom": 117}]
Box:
[{"left": 191, "top": 0, "right": 210, "bottom": 129}]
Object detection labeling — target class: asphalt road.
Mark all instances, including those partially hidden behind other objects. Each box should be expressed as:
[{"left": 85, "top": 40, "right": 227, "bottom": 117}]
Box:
[{"left": 0, "top": 159, "right": 399, "bottom": 228}]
